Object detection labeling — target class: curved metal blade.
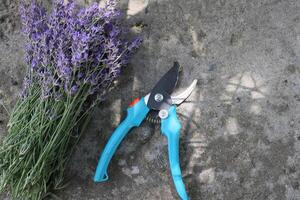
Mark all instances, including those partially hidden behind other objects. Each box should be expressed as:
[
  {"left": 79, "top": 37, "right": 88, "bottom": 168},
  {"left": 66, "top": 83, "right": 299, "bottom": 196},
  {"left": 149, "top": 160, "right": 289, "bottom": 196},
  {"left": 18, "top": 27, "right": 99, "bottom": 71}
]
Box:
[
  {"left": 147, "top": 62, "right": 180, "bottom": 110},
  {"left": 171, "top": 79, "right": 198, "bottom": 105}
]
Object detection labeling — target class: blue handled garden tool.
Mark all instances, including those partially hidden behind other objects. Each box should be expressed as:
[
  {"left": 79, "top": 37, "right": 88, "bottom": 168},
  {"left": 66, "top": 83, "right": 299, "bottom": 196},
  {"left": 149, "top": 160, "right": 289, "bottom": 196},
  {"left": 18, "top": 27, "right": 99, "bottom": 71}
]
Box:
[{"left": 94, "top": 62, "right": 197, "bottom": 200}]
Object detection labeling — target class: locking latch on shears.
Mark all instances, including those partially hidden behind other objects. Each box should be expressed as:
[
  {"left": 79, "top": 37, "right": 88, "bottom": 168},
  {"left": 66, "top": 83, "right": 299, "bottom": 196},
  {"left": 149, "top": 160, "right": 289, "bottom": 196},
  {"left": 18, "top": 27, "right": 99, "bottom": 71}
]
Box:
[{"left": 94, "top": 62, "right": 197, "bottom": 200}]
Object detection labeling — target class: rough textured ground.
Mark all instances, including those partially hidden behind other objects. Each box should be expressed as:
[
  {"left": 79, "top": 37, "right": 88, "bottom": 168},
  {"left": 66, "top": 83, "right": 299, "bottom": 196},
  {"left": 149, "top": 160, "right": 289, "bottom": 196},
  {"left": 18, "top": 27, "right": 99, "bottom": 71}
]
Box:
[{"left": 0, "top": 0, "right": 300, "bottom": 199}]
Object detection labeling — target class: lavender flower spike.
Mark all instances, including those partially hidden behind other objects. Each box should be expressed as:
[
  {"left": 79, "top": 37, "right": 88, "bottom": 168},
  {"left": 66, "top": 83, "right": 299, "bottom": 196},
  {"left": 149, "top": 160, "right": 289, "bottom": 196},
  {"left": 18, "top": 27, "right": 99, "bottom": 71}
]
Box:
[{"left": 20, "top": 0, "right": 142, "bottom": 100}]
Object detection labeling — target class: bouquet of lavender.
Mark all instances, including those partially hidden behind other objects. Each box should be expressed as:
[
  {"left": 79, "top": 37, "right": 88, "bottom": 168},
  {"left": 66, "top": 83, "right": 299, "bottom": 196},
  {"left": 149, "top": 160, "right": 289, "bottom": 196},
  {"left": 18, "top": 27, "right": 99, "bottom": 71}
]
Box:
[{"left": 0, "top": 0, "right": 141, "bottom": 199}]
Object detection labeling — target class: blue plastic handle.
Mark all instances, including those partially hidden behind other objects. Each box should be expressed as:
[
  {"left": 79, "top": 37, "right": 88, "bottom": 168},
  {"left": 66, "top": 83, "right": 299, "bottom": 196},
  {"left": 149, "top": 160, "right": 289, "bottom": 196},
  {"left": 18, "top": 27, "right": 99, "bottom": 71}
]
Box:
[
  {"left": 94, "top": 97, "right": 150, "bottom": 182},
  {"left": 161, "top": 106, "right": 189, "bottom": 200}
]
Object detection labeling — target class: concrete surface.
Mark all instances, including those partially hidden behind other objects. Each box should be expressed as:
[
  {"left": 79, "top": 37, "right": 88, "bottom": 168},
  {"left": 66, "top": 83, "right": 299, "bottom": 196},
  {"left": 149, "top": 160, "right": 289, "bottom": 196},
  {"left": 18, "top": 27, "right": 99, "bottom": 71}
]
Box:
[{"left": 0, "top": 0, "right": 299, "bottom": 199}]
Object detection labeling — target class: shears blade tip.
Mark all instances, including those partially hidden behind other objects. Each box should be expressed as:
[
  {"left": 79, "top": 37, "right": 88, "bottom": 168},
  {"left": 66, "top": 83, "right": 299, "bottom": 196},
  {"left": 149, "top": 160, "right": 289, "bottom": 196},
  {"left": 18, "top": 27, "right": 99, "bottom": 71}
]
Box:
[
  {"left": 173, "top": 61, "right": 183, "bottom": 72},
  {"left": 171, "top": 79, "right": 198, "bottom": 105}
]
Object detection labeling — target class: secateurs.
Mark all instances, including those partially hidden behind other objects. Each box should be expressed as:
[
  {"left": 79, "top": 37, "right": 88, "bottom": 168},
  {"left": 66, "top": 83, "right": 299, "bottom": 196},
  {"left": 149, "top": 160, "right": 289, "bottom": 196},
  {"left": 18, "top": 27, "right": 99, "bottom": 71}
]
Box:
[{"left": 94, "top": 62, "right": 197, "bottom": 200}]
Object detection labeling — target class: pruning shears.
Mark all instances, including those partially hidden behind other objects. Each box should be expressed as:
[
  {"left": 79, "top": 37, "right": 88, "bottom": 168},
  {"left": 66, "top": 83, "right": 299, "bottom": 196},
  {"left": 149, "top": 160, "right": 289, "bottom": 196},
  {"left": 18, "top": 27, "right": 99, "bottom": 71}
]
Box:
[{"left": 94, "top": 62, "right": 197, "bottom": 200}]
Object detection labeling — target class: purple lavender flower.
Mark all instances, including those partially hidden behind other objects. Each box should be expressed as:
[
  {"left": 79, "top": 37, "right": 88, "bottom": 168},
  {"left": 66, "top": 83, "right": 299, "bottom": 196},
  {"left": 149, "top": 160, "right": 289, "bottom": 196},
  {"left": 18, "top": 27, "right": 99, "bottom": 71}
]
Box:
[
  {"left": 70, "top": 85, "right": 78, "bottom": 95},
  {"left": 20, "top": 0, "right": 142, "bottom": 100},
  {"left": 128, "top": 37, "right": 143, "bottom": 51}
]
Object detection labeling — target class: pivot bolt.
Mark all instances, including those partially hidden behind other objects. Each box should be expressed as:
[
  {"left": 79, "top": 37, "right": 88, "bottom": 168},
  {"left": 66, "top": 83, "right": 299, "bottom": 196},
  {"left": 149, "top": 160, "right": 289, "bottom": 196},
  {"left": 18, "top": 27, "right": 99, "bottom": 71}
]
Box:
[
  {"left": 154, "top": 93, "right": 164, "bottom": 102},
  {"left": 159, "top": 109, "right": 168, "bottom": 119}
]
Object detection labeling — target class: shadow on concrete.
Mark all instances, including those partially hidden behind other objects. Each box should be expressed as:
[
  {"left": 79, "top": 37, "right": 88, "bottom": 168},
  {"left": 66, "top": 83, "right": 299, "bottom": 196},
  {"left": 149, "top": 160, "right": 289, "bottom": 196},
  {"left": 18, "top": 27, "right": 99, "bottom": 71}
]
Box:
[
  {"left": 48, "top": 0, "right": 300, "bottom": 199},
  {"left": 182, "top": 69, "right": 297, "bottom": 200}
]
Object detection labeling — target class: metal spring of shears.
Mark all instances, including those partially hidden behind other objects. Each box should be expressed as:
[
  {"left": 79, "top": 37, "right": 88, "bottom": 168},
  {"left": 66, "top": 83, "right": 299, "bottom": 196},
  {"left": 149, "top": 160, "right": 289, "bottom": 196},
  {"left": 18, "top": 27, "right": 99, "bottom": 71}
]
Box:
[{"left": 146, "top": 115, "right": 161, "bottom": 124}]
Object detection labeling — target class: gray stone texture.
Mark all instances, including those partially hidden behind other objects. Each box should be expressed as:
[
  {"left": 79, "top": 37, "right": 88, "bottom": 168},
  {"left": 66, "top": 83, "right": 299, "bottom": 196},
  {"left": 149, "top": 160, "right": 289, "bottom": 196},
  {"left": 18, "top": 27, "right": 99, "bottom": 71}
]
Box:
[{"left": 0, "top": 0, "right": 299, "bottom": 199}]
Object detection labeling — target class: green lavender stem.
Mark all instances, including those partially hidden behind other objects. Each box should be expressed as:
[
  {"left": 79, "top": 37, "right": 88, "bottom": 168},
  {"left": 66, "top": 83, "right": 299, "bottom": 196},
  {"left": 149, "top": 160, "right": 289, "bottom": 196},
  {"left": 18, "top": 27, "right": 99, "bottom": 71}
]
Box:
[{"left": 0, "top": 84, "right": 91, "bottom": 200}]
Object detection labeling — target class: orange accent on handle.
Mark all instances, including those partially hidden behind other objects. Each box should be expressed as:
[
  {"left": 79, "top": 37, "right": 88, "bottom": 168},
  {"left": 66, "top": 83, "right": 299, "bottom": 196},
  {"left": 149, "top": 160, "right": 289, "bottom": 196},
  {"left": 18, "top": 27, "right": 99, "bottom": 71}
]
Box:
[{"left": 129, "top": 98, "right": 140, "bottom": 107}]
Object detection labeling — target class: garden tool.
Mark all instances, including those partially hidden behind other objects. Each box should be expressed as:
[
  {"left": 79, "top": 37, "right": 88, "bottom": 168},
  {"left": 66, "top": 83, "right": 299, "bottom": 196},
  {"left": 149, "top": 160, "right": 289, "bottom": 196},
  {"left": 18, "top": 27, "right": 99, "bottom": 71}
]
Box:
[{"left": 94, "top": 62, "right": 197, "bottom": 200}]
